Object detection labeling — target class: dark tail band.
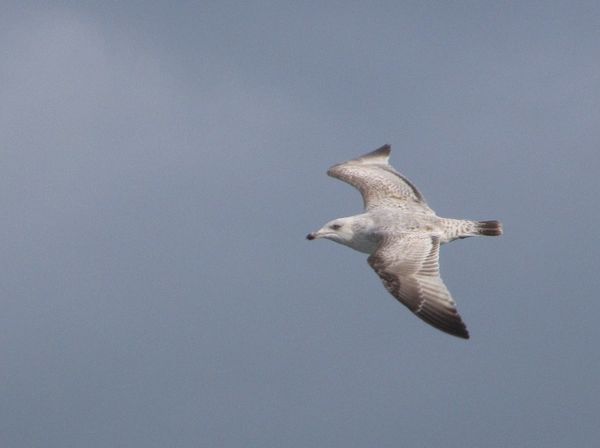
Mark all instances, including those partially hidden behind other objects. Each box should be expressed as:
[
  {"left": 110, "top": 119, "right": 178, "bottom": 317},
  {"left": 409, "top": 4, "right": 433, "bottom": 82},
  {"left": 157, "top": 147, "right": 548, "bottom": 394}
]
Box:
[{"left": 477, "top": 220, "right": 503, "bottom": 236}]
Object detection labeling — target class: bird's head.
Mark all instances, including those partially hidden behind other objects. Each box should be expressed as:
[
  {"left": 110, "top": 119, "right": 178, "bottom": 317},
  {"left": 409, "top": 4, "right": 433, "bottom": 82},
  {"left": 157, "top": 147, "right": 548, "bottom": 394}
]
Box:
[{"left": 306, "top": 218, "right": 355, "bottom": 245}]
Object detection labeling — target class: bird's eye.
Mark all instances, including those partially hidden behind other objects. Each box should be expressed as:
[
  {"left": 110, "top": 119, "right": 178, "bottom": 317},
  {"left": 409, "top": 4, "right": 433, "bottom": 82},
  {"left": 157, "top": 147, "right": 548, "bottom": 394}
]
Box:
[{"left": 331, "top": 224, "right": 342, "bottom": 230}]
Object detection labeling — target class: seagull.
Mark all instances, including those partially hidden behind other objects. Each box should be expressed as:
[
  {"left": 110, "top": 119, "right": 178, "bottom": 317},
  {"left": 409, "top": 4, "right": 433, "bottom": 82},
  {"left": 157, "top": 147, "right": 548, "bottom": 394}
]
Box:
[{"left": 307, "top": 145, "right": 502, "bottom": 339}]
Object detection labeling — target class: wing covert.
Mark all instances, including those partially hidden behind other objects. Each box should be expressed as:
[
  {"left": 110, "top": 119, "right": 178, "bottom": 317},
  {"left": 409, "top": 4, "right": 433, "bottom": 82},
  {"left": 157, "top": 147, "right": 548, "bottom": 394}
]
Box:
[{"left": 327, "top": 145, "right": 432, "bottom": 212}]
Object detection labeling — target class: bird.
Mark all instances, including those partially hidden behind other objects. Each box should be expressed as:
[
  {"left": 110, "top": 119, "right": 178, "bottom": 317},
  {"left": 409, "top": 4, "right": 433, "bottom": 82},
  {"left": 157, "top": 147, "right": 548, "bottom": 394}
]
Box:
[{"left": 306, "top": 145, "right": 502, "bottom": 339}]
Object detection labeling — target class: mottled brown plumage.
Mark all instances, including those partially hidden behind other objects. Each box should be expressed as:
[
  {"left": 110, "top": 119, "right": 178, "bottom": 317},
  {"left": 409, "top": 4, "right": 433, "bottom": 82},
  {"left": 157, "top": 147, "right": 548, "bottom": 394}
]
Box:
[{"left": 307, "top": 145, "right": 502, "bottom": 339}]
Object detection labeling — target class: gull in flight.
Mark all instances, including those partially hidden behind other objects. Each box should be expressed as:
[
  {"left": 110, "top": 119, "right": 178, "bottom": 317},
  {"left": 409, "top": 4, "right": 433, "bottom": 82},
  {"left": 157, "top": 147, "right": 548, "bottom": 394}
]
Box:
[{"left": 307, "top": 145, "right": 502, "bottom": 339}]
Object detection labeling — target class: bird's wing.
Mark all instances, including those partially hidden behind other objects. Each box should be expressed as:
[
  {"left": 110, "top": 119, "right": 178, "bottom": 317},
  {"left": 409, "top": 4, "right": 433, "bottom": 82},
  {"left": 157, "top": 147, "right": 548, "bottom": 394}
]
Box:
[
  {"left": 327, "top": 145, "right": 433, "bottom": 212},
  {"left": 367, "top": 234, "right": 469, "bottom": 339}
]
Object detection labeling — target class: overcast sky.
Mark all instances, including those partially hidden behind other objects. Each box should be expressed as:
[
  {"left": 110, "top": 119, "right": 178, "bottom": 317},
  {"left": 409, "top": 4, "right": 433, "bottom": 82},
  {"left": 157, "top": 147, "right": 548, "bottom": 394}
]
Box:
[{"left": 1, "top": 2, "right": 599, "bottom": 447}]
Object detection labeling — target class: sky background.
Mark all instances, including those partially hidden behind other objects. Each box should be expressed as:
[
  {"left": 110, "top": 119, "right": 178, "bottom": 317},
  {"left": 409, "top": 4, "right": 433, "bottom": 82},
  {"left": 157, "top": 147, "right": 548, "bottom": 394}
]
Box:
[{"left": 1, "top": 1, "right": 600, "bottom": 447}]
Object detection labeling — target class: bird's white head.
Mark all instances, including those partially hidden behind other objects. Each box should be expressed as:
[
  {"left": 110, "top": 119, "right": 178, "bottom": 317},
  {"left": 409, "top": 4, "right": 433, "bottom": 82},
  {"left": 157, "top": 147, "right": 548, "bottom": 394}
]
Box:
[
  {"left": 306, "top": 218, "right": 355, "bottom": 246},
  {"left": 307, "top": 214, "right": 379, "bottom": 254}
]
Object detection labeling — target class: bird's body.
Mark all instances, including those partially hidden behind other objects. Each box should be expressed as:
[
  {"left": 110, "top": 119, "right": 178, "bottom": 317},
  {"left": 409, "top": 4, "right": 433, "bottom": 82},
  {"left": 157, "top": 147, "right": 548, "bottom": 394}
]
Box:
[{"left": 307, "top": 145, "right": 502, "bottom": 339}]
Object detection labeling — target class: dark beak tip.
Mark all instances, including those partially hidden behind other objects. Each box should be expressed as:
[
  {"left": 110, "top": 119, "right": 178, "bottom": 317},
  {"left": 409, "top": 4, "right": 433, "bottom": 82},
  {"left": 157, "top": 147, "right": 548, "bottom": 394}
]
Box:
[{"left": 306, "top": 233, "right": 315, "bottom": 240}]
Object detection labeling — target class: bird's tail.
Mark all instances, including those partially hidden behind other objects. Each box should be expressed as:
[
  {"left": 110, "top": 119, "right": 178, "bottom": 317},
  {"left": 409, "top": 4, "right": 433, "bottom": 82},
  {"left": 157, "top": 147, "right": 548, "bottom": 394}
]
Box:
[
  {"left": 441, "top": 218, "right": 503, "bottom": 243},
  {"left": 474, "top": 220, "right": 503, "bottom": 237}
]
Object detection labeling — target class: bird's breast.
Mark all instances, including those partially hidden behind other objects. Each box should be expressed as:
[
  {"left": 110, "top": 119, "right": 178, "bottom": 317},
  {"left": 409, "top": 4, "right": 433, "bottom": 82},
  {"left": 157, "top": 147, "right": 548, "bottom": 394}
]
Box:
[{"left": 345, "top": 230, "right": 380, "bottom": 254}]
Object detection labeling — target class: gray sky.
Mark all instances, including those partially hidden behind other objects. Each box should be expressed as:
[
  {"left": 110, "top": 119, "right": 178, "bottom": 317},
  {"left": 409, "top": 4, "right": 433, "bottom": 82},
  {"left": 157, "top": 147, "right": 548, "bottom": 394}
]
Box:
[{"left": 1, "top": 2, "right": 599, "bottom": 447}]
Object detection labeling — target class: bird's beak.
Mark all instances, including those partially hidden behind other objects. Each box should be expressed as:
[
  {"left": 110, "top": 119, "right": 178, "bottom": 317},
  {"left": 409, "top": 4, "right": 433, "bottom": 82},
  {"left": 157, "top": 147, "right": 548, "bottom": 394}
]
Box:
[{"left": 306, "top": 230, "right": 323, "bottom": 240}]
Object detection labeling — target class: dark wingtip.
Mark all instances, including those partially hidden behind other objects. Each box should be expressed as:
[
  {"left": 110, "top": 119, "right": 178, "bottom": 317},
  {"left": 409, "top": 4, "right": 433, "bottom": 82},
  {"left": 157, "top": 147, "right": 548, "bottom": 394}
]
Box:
[
  {"left": 328, "top": 144, "right": 392, "bottom": 175},
  {"left": 349, "top": 144, "right": 391, "bottom": 163},
  {"left": 443, "top": 324, "right": 469, "bottom": 339},
  {"left": 367, "top": 144, "right": 391, "bottom": 158},
  {"left": 443, "top": 323, "right": 470, "bottom": 339},
  {"left": 457, "top": 329, "right": 470, "bottom": 339}
]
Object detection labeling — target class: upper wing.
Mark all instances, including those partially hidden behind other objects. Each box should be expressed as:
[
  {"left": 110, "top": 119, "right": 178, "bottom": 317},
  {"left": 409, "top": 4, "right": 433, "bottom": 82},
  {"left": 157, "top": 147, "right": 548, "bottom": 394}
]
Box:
[
  {"left": 367, "top": 234, "right": 469, "bottom": 339},
  {"left": 327, "top": 145, "right": 432, "bottom": 212}
]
